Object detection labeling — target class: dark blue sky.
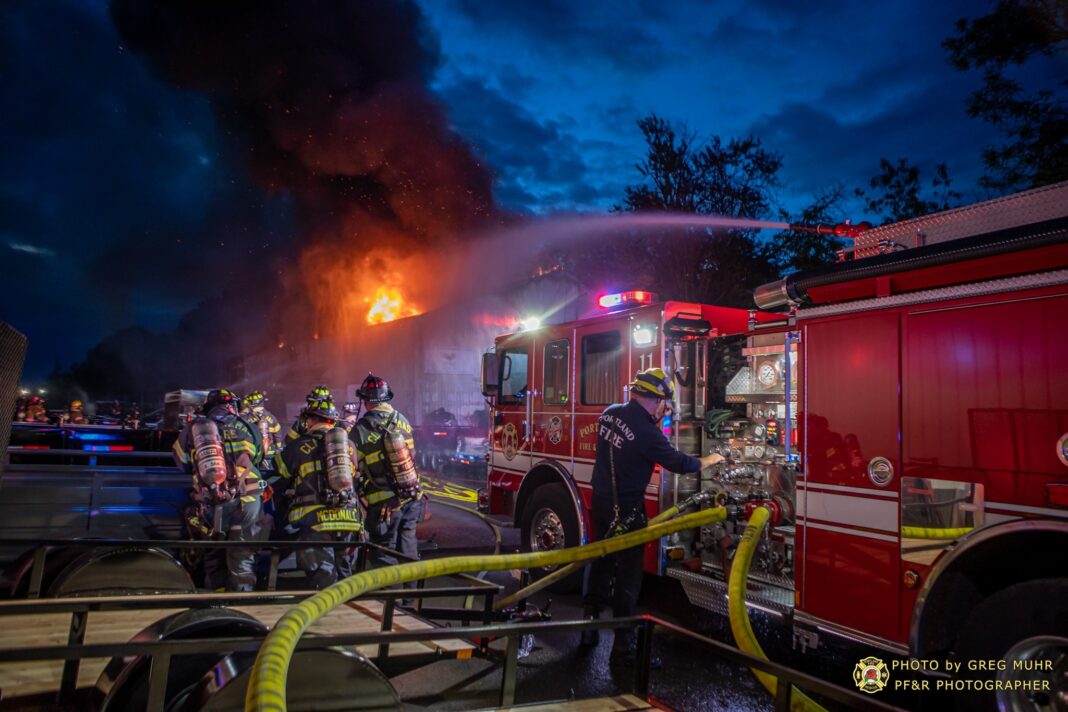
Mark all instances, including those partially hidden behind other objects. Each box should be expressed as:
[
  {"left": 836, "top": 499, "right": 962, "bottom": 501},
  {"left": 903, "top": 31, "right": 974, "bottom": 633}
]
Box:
[{"left": 1, "top": 0, "right": 1057, "bottom": 380}]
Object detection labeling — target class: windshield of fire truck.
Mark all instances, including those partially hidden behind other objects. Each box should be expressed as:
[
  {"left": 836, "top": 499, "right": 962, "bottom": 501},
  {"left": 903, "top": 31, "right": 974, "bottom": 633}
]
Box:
[{"left": 499, "top": 347, "right": 529, "bottom": 405}]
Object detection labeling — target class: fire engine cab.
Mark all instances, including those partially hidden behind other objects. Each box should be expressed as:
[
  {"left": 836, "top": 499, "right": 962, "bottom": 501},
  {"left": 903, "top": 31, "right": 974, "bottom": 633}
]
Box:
[{"left": 481, "top": 181, "right": 1068, "bottom": 679}]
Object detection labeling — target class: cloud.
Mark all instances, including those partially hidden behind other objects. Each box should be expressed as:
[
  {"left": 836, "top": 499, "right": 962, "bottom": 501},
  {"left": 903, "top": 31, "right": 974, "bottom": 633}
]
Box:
[
  {"left": 7, "top": 242, "right": 56, "bottom": 258},
  {"left": 445, "top": 0, "right": 675, "bottom": 73},
  {"left": 440, "top": 74, "right": 630, "bottom": 211}
]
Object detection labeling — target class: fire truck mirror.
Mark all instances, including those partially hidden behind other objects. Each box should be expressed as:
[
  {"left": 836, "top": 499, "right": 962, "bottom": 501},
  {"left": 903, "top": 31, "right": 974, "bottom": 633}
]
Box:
[{"left": 481, "top": 352, "right": 500, "bottom": 397}]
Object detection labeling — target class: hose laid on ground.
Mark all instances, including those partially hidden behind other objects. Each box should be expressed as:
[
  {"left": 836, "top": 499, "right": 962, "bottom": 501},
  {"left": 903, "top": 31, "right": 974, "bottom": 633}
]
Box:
[
  {"left": 491, "top": 500, "right": 723, "bottom": 612},
  {"left": 901, "top": 525, "right": 972, "bottom": 540},
  {"left": 728, "top": 506, "right": 826, "bottom": 712},
  {"left": 245, "top": 506, "right": 725, "bottom": 712}
]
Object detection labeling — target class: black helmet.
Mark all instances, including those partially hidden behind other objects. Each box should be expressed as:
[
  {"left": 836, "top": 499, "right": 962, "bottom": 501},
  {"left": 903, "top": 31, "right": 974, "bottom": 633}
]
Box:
[
  {"left": 303, "top": 396, "right": 340, "bottom": 420},
  {"left": 203, "top": 388, "right": 241, "bottom": 414},
  {"left": 343, "top": 402, "right": 360, "bottom": 415},
  {"left": 357, "top": 373, "right": 393, "bottom": 404},
  {"left": 305, "top": 384, "right": 332, "bottom": 405}
]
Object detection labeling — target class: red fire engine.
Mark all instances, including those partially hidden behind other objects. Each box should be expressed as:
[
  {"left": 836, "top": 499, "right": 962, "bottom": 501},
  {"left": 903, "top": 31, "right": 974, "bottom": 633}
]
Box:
[{"left": 480, "top": 181, "right": 1068, "bottom": 676}]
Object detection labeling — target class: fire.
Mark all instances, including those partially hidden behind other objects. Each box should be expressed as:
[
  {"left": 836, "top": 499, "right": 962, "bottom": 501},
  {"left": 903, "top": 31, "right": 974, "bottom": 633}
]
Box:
[{"left": 366, "top": 287, "right": 420, "bottom": 324}]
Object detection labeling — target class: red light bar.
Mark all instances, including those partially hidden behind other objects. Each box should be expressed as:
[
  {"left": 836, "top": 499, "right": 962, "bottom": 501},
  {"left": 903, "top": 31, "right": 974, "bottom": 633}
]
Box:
[{"left": 597, "top": 290, "right": 658, "bottom": 309}]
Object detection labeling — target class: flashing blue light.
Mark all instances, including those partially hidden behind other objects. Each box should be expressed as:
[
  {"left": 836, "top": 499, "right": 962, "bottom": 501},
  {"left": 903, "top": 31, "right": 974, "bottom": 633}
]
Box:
[{"left": 71, "top": 431, "right": 122, "bottom": 442}]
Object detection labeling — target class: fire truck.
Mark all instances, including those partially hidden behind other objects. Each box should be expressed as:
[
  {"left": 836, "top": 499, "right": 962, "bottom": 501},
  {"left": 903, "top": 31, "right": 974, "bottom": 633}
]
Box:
[{"left": 480, "top": 182, "right": 1068, "bottom": 685}]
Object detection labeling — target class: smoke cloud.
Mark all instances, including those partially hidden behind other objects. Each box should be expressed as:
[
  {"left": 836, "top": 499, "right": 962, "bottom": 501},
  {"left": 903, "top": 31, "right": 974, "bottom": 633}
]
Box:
[{"left": 111, "top": 0, "right": 498, "bottom": 342}]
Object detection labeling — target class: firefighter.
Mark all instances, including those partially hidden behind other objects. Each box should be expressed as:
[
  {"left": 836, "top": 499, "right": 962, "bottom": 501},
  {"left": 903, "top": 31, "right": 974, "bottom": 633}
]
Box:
[
  {"left": 24, "top": 396, "right": 47, "bottom": 423},
  {"left": 350, "top": 374, "right": 425, "bottom": 568},
  {"left": 581, "top": 368, "right": 724, "bottom": 663},
  {"left": 68, "top": 400, "right": 88, "bottom": 425},
  {"left": 285, "top": 385, "right": 332, "bottom": 445},
  {"left": 172, "top": 388, "right": 266, "bottom": 591},
  {"left": 276, "top": 396, "right": 362, "bottom": 589},
  {"left": 243, "top": 391, "right": 282, "bottom": 467},
  {"left": 340, "top": 402, "right": 360, "bottom": 433}
]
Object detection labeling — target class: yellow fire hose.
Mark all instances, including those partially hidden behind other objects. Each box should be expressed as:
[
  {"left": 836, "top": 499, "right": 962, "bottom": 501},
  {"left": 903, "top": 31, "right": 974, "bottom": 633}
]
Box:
[
  {"left": 729, "top": 506, "right": 826, "bottom": 712},
  {"left": 901, "top": 525, "right": 972, "bottom": 540},
  {"left": 492, "top": 500, "right": 722, "bottom": 612},
  {"left": 245, "top": 507, "right": 725, "bottom": 711}
]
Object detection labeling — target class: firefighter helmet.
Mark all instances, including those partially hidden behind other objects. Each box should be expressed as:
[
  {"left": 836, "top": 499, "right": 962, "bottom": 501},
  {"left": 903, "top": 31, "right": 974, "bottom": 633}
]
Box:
[
  {"left": 343, "top": 402, "right": 360, "bottom": 415},
  {"left": 306, "top": 385, "right": 332, "bottom": 405},
  {"left": 629, "top": 368, "right": 674, "bottom": 400},
  {"left": 304, "top": 396, "right": 340, "bottom": 420},
  {"left": 70, "top": 400, "right": 83, "bottom": 409},
  {"left": 244, "top": 391, "right": 267, "bottom": 409},
  {"left": 203, "top": 388, "right": 241, "bottom": 414},
  {"left": 357, "top": 373, "right": 393, "bottom": 404}
]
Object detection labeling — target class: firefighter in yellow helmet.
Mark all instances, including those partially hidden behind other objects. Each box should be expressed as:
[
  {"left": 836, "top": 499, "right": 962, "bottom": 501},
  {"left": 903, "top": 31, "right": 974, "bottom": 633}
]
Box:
[
  {"left": 349, "top": 374, "right": 424, "bottom": 568},
  {"left": 243, "top": 391, "right": 282, "bottom": 468},
  {"left": 275, "top": 395, "right": 362, "bottom": 589},
  {"left": 284, "top": 385, "right": 332, "bottom": 445},
  {"left": 172, "top": 388, "right": 265, "bottom": 591},
  {"left": 67, "top": 400, "right": 88, "bottom": 425},
  {"left": 581, "top": 368, "right": 724, "bottom": 663}
]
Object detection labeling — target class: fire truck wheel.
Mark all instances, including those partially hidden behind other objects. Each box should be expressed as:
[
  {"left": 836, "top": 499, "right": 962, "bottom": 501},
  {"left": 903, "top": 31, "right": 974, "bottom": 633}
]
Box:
[
  {"left": 520, "top": 484, "right": 582, "bottom": 593},
  {"left": 952, "top": 578, "right": 1068, "bottom": 712}
]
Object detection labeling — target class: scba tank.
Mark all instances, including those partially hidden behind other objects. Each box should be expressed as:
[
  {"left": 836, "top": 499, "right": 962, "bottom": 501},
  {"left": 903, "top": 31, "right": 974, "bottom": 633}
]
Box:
[
  {"left": 384, "top": 429, "right": 420, "bottom": 494},
  {"left": 191, "top": 419, "right": 227, "bottom": 487},
  {"left": 324, "top": 427, "right": 354, "bottom": 493}
]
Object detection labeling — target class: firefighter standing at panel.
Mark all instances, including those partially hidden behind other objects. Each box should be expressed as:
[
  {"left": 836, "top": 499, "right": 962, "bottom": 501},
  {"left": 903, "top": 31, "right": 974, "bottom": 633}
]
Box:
[
  {"left": 350, "top": 374, "right": 425, "bottom": 567},
  {"left": 243, "top": 390, "right": 282, "bottom": 469},
  {"left": 285, "top": 385, "right": 332, "bottom": 445},
  {"left": 276, "top": 396, "right": 363, "bottom": 589},
  {"left": 172, "top": 388, "right": 265, "bottom": 591},
  {"left": 582, "top": 368, "right": 724, "bottom": 662}
]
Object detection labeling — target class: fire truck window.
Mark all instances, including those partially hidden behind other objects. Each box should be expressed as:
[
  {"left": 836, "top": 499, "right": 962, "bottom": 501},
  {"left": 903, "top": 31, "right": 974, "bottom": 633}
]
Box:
[
  {"left": 582, "top": 331, "right": 622, "bottom": 405},
  {"left": 499, "top": 348, "right": 529, "bottom": 405},
  {"left": 543, "top": 340, "right": 570, "bottom": 406}
]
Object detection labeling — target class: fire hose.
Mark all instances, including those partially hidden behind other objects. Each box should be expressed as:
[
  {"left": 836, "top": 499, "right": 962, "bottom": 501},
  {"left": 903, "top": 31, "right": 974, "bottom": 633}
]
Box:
[
  {"left": 729, "top": 506, "right": 826, "bottom": 712},
  {"left": 245, "top": 506, "right": 726, "bottom": 711},
  {"left": 901, "top": 525, "right": 972, "bottom": 540},
  {"left": 492, "top": 489, "right": 722, "bottom": 612}
]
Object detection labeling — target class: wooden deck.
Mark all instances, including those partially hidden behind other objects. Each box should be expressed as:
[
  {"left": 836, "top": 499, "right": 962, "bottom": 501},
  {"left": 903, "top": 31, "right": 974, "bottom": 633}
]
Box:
[{"left": 0, "top": 594, "right": 472, "bottom": 700}]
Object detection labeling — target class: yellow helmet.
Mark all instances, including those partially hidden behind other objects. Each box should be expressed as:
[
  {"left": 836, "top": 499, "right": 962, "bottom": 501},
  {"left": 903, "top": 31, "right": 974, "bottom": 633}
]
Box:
[
  {"left": 629, "top": 368, "right": 674, "bottom": 400},
  {"left": 70, "top": 400, "right": 83, "bottom": 409}
]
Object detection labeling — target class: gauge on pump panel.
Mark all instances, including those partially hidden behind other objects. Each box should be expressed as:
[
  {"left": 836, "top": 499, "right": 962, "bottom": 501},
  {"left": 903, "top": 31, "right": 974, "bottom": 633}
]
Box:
[
  {"left": 756, "top": 359, "right": 780, "bottom": 388},
  {"left": 752, "top": 423, "right": 766, "bottom": 438},
  {"left": 752, "top": 445, "right": 766, "bottom": 459}
]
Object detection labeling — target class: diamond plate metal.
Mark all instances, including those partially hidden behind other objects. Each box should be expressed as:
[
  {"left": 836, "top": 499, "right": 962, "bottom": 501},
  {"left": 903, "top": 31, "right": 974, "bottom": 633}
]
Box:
[
  {"left": 798, "top": 268, "right": 1068, "bottom": 319},
  {"left": 666, "top": 566, "right": 794, "bottom": 615},
  {"left": 852, "top": 180, "right": 1068, "bottom": 258},
  {"left": 0, "top": 322, "right": 28, "bottom": 482}
]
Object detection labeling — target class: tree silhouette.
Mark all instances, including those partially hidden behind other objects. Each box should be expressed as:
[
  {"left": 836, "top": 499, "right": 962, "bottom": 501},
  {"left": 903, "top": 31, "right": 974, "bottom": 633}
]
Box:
[{"left": 944, "top": 0, "right": 1068, "bottom": 191}]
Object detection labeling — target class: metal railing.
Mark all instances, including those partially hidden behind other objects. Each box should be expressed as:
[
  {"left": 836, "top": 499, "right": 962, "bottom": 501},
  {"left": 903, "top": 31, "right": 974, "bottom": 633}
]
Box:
[{"left": 0, "top": 610, "right": 907, "bottom": 711}]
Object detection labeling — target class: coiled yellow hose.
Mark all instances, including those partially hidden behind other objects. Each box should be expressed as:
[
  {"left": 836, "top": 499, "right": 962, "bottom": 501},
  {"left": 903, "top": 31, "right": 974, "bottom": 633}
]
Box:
[
  {"left": 246, "top": 506, "right": 727, "bottom": 711},
  {"left": 728, "top": 506, "right": 826, "bottom": 712}
]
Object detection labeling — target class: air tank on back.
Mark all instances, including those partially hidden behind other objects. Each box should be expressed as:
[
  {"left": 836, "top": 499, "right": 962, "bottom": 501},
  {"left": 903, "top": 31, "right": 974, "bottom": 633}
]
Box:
[
  {"left": 324, "top": 426, "right": 354, "bottom": 492},
  {"left": 191, "top": 419, "right": 227, "bottom": 487}
]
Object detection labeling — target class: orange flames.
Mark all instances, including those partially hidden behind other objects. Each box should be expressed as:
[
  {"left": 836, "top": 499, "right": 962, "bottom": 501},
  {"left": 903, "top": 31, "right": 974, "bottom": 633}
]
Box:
[{"left": 366, "top": 286, "right": 420, "bottom": 324}]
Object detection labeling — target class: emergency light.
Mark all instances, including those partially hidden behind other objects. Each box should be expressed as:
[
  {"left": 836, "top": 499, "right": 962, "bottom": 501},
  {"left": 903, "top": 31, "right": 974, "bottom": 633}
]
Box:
[{"left": 597, "top": 290, "right": 657, "bottom": 309}]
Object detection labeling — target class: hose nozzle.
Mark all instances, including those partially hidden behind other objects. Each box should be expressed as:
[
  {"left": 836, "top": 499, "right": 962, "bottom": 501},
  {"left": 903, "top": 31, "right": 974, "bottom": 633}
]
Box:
[{"left": 789, "top": 221, "right": 873, "bottom": 238}]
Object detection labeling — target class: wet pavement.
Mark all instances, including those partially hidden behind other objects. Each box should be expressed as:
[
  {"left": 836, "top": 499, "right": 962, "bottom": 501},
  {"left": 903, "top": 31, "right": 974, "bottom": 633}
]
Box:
[{"left": 402, "top": 469, "right": 921, "bottom": 711}]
